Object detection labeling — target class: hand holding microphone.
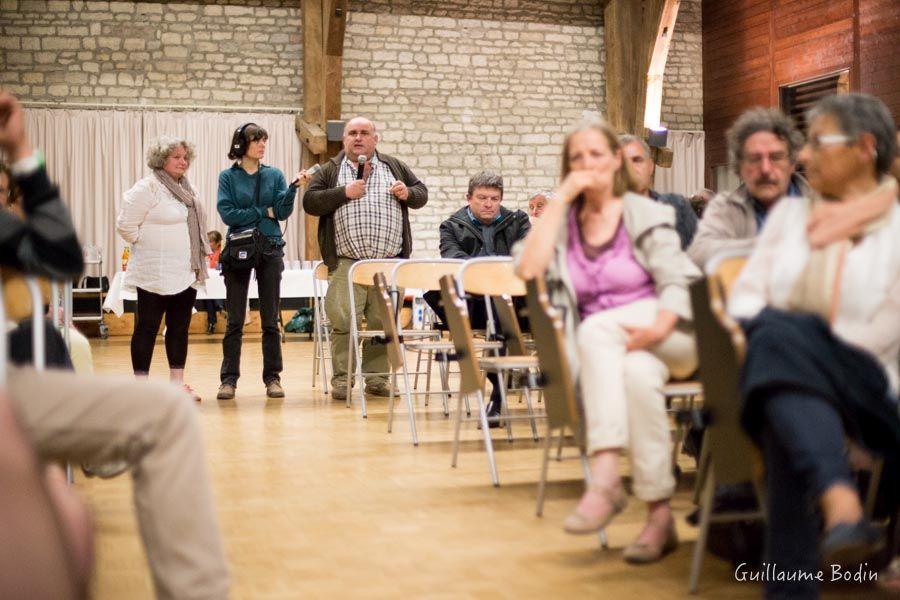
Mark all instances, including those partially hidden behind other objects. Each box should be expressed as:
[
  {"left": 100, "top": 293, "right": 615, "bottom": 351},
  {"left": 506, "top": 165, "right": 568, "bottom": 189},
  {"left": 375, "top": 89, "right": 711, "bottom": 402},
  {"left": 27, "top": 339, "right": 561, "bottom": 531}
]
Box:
[
  {"left": 345, "top": 155, "right": 368, "bottom": 200},
  {"left": 290, "top": 162, "right": 321, "bottom": 186}
]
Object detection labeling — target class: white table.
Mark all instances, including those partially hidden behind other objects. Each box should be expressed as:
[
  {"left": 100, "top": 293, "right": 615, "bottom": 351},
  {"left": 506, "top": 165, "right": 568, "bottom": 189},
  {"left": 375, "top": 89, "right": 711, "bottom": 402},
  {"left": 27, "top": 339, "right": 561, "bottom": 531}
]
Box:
[{"left": 103, "top": 268, "right": 325, "bottom": 317}]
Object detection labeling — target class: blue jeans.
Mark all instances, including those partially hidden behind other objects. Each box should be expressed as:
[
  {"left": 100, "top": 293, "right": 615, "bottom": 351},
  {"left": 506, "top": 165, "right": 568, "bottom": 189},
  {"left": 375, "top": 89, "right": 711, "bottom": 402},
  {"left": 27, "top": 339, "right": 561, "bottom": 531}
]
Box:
[{"left": 760, "top": 391, "right": 853, "bottom": 599}]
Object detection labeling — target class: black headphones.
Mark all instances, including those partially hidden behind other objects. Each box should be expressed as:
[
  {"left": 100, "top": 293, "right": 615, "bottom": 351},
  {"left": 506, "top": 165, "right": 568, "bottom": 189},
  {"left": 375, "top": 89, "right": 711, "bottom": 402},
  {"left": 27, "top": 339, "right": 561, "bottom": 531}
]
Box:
[{"left": 229, "top": 122, "right": 258, "bottom": 159}]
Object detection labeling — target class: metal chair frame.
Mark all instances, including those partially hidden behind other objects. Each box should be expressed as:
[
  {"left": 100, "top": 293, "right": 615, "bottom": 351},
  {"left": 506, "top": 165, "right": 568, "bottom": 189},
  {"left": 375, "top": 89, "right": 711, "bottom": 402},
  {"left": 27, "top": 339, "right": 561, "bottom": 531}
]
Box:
[
  {"left": 440, "top": 274, "right": 540, "bottom": 487},
  {"left": 311, "top": 261, "right": 332, "bottom": 393}
]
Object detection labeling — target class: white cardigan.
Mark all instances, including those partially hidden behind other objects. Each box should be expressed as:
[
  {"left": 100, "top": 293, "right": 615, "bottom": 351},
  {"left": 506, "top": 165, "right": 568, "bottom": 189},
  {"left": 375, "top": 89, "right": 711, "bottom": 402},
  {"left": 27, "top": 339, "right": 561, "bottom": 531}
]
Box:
[
  {"left": 729, "top": 195, "right": 900, "bottom": 393},
  {"left": 117, "top": 175, "right": 199, "bottom": 296}
]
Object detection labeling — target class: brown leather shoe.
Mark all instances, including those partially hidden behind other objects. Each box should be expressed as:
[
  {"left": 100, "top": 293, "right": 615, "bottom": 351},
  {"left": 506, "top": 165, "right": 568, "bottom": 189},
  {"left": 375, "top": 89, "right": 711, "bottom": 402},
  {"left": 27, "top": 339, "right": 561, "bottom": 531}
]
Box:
[
  {"left": 266, "top": 380, "right": 285, "bottom": 398},
  {"left": 216, "top": 383, "right": 236, "bottom": 400}
]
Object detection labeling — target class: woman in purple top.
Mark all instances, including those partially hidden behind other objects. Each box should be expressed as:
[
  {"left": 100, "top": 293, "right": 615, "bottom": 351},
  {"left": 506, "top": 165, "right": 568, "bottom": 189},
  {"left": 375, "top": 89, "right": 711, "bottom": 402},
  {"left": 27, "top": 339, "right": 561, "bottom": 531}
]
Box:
[{"left": 517, "top": 121, "right": 700, "bottom": 564}]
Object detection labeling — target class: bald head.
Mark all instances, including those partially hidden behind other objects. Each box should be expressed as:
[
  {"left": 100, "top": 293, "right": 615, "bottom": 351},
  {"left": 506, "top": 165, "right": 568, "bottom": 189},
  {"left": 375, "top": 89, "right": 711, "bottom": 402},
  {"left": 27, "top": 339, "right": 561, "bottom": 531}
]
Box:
[{"left": 342, "top": 117, "right": 378, "bottom": 162}]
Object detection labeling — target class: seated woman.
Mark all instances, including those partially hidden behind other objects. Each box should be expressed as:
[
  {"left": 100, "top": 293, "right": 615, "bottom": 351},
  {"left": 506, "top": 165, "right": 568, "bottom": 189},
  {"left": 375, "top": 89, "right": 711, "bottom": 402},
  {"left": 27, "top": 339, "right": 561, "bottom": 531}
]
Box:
[
  {"left": 517, "top": 120, "right": 700, "bottom": 563},
  {"left": 729, "top": 93, "right": 900, "bottom": 599}
]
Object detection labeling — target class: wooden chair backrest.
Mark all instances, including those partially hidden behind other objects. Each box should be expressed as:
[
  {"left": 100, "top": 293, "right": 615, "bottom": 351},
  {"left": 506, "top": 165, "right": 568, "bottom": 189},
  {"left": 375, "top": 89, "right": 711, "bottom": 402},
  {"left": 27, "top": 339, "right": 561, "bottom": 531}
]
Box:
[
  {"left": 313, "top": 262, "right": 329, "bottom": 281},
  {"left": 706, "top": 254, "right": 749, "bottom": 362},
  {"left": 392, "top": 259, "right": 464, "bottom": 291},
  {"left": 1, "top": 267, "right": 51, "bottom": 321},
  {"left": 372, "top": 273, "right": 404, "bottom": 370},
  {"left": 459, "top": 259, "right": 526, "bottom": 297},
  {"left": 689, "top": 274, "right": 756, "bottom": 486},
  {"left": 491, "top": 294, "right": 528, "bottom": 356},
  {"left": 350, "top": 260, "right": 401, "bottom": 286},
  {"left": 439, "top": 274, "right": 484, "bottom": 394},
  {"left": 525, "top": 277, "right": 579, "bottom": 431}
]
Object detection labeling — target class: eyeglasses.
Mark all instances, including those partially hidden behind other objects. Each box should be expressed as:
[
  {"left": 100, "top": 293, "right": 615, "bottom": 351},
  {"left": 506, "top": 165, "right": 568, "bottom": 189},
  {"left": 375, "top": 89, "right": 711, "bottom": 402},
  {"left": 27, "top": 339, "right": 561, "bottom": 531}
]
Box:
[
  {"left": 742, "top": 152, "right": 790, "bottom": 167},
  {"left": 807, "top": 133, "right": 854, "bottom": 151}
]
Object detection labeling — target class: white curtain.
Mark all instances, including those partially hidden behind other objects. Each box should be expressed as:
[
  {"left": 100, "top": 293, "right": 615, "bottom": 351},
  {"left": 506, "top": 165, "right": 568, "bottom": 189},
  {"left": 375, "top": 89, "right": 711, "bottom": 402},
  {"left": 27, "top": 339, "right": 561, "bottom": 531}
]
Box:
[
  {"left": 653, "top": 130, "right": 705, "bottom": 197},
  {"left": 25, "top": 109, "right": 304, "bottom": 277}
]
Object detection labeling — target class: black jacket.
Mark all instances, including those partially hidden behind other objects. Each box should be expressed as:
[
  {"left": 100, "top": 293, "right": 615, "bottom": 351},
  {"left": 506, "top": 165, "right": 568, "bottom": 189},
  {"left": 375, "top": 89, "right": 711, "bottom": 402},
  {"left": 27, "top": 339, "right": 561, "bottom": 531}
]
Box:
[
  {"left": 302, "top": 151, "right": 428, "bottom": 270},
  {"left": 439, "top": 206, "right": 531, "bottom": 259},
  {"left": 650, "top": 190, "right": 698, "bottom": 249}
]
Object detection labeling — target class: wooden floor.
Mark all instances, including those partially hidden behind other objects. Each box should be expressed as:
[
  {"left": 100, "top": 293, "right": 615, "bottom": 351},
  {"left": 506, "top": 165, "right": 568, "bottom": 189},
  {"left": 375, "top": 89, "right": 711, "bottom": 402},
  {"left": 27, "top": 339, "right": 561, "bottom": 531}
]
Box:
[{"left": 78, "top": 333, "right": 879, "bottom": 599}]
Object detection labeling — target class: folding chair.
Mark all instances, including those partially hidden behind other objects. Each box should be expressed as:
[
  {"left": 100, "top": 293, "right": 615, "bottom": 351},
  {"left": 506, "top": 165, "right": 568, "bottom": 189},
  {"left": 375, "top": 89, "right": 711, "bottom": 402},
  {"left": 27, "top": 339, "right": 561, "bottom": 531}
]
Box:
[
  {"left": 440, "top": 274, "right": 539, "bottom": 486},
  {"left": 345, "top": 259, "right": 439, "bottom": 417},
  {"left": 525, "top": 276, "right": 610, "bottom": 548},
  {"left": 390, "top": 259, "right": 463, "bottom": 412},
  {"left": 457, "top": 257, "right": 541, "bottom": 442},
  {"left": 687, "top": 250, "right": 763, "bottom": 593},
  {"left": 370, "top": 272, "right": 423, "bottom": 446},
  {"left": 311, "top": 261, "right": 331, "bottom": 393},
  {"left": 345, "top": 259, "right": 402, "bottom": 414}
]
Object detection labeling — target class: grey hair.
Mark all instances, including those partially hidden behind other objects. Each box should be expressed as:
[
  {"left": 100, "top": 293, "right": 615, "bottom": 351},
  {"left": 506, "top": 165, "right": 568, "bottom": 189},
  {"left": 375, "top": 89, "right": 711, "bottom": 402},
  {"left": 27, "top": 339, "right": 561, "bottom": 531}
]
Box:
[
  {"left": 807, "top": 93, "right": 897, "bottom": 175},
  {"left": 146, "top": 135, "right": 196, "bottom": 169},
  {"left": 467, "top": 170, "right": 504, "bottom": 197},
  {"left": 528, "top": 189, "right": 554, "bottom": 201},
  {"left": 619, "top": 134, "right": 651, "bottom": 157},
  {"left": 726, "top": 107, "right": 804, "bottom": 174}
]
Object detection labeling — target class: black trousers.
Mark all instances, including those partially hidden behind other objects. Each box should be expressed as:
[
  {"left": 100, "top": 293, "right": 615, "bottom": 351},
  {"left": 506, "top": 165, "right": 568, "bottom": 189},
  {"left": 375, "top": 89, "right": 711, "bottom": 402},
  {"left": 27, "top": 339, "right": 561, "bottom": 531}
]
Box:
[
  {"left": 220, "top": 245, "right": 284, "bottom": 386},
  {"left": 201, "top": 299, "right": 225, "bottom": 325},
  {"left": 132, "top": 285, "right": 198, "bottom": 373}
]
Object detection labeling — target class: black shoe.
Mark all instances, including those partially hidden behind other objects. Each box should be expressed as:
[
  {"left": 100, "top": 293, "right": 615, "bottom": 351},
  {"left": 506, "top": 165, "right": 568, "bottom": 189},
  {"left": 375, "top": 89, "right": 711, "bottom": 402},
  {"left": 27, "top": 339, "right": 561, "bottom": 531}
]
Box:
[
  {"left": 821, "top": 519, "right": 884, "bottom": 568},
  {"left": 206, "top": 322, "right": 216, "bottom": 334},
  {"left": 485, "top": 396, "right": 503, "bottom": 429}
]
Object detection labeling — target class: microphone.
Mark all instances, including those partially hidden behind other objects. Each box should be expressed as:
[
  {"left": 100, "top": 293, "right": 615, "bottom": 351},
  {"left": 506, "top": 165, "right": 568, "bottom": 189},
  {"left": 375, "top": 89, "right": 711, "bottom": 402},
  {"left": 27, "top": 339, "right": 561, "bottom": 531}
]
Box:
[{"left": 356, "top": 155, "right": 367, "bottom": 180}]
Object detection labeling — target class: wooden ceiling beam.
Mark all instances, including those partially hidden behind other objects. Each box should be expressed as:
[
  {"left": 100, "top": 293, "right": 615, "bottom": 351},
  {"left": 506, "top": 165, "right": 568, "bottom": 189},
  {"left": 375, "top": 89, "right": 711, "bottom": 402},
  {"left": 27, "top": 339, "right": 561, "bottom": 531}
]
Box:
[{"left": 604, "top": 0, "right": 681, "bottom": 159}]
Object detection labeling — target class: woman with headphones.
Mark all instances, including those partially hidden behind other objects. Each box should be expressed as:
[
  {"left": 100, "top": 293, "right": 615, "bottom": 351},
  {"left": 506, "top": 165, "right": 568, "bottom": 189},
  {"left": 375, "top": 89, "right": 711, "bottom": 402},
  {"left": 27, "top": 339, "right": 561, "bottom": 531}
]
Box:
[{"left": 216, "top": 123, "right": 311, "bottom": 400}]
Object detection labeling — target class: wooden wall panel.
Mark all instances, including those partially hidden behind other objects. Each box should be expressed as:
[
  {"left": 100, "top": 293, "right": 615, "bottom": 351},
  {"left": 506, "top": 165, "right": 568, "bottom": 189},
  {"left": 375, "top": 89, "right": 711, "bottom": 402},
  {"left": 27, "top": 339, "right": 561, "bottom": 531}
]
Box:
[
  {"left": 702, "top": 0, "right": 773, "bottom": 170},
  {"left": 703, "top": 0, "right": 899, "bottom": 172},
  {"left": 859, "top": 0, "right": 900, "bottom": 121}
]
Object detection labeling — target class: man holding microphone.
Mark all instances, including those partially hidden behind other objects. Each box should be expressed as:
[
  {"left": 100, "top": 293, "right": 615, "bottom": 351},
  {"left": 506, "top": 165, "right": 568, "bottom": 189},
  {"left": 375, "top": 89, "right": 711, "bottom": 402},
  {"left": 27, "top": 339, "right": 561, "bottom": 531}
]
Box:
[{"left": 303, "top": 117, "right": 428, "bottom": 400}]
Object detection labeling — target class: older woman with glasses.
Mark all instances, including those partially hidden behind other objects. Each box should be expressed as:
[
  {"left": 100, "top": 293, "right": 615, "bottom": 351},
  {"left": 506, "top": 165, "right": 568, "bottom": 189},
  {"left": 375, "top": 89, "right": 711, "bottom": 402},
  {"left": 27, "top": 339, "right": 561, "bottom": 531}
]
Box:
[
  {"left": 117, "top": 136, "right": 210, "bottom": 401},
  {"left": 729, "top": 93, "right": 900, "bottom": 599}
]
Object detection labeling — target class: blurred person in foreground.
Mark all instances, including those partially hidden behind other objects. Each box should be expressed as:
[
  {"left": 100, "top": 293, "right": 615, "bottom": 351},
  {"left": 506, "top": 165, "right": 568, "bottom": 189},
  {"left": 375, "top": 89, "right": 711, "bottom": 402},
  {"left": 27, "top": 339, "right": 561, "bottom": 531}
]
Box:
[
  {"left": 729, "top": 93, "right": 900, "bottom": 599},
  {"left": 0, "top": 89, "right": 229, "bottom": 600}
]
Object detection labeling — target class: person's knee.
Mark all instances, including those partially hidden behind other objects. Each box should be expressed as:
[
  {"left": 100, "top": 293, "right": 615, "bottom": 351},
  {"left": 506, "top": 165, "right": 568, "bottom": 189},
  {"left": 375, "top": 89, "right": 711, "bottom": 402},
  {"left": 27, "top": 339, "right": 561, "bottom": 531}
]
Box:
[
  {"left": 576, "top": 317, "right": 621, "bottom": 353},
  {"left": 325, "top": 295, "right": 351, "bottom": 333},
  {"left": 623, "top": 353, "right": 666, "bottom": 399}
]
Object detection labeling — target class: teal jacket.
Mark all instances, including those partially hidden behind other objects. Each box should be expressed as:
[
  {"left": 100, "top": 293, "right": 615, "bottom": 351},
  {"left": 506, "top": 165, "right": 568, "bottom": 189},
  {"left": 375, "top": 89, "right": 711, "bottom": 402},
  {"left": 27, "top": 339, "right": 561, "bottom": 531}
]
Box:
[{"left": 217, "top": 163, "right": 297, "bottom": 244}]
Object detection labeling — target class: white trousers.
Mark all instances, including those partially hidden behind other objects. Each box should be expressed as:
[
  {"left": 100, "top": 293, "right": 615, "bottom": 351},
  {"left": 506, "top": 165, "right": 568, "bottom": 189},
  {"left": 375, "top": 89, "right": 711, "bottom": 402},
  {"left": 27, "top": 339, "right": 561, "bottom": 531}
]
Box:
[{"left": 576, "top": 298, "right": 697, "bottom": 501}]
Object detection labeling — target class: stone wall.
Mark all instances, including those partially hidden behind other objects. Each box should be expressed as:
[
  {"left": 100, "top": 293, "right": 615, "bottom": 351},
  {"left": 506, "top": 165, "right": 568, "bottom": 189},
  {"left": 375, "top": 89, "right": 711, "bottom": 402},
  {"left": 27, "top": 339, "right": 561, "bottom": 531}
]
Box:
[
  {"left": 0, "top": 0, "right": 703, "bottom": 256},
  {"left": 339, "top": 11, "right": 603, "bottom": 253},
  {"left": 0, "top": 0, "right": 302, "bottom": 105}
]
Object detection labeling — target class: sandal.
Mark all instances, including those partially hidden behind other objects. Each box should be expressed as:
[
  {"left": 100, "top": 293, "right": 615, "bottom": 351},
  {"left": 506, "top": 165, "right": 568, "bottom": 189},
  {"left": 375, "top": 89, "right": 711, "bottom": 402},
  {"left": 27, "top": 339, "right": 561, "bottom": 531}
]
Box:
[{"left": 563, "top": 483, "right": 627, "bottom": 535}]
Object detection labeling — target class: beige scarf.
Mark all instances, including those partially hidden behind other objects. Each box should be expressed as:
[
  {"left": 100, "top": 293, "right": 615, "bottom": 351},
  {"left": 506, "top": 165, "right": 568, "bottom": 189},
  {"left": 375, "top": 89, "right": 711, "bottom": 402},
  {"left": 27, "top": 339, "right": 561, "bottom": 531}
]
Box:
[
  {"left": 153, "top": 169, "right": 211, "bottom": 284},
  {"left": 789, "top": 178, "right": 896, "bottom": 322}
]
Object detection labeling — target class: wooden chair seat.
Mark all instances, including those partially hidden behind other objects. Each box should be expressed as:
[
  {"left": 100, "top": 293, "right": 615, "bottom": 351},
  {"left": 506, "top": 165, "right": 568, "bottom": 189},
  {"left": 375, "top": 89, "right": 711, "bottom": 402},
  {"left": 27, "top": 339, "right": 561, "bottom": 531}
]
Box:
[
  {"left": 664, "top": 381, "right": 703, "bottom": 397},
  {"left": 479, "top": 356, "right": 539, "bottom": 371}
]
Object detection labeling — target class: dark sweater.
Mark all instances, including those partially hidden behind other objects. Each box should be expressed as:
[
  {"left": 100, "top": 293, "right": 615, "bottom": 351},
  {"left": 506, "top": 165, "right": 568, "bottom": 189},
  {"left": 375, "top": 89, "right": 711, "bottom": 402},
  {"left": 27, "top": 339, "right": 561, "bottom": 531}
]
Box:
[
  {"left": 302, "top": 151, "right": 428, "bottom": 270},
  {"left": 217, "top": 163, "right": 297, "bottom": 244},
  {"left": 439, "top": 206, "right": 531, "bottom": 259},
  {"left": 0, "top": 166, "right": 83, "bottom": 278},
  {"left": 649, "top": 189, "right": 698, "bottom": 249}
]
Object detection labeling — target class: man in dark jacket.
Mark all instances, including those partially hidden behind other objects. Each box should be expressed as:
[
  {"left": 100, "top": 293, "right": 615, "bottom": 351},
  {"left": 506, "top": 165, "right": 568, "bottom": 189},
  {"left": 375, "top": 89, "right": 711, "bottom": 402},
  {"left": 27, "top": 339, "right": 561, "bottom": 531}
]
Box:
[
  {"left": 303, "top": 117, "right": 428, "bottom": 400},
  {"left": 425, "top": 171, "right": 530, "bottom": 424},
  {"left": 620, "top": 134, "right": 698, "bottom": 249}
]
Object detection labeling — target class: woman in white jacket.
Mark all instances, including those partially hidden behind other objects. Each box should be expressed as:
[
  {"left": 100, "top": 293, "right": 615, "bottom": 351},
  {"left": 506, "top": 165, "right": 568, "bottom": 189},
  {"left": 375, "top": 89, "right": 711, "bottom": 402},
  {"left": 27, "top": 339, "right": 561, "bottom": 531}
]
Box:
[
  {"left": 117, "top": 136, "right": 210, "bottom": 401},
  {"left": 728, "top": 93, "right": 900, "bottom": 599}
]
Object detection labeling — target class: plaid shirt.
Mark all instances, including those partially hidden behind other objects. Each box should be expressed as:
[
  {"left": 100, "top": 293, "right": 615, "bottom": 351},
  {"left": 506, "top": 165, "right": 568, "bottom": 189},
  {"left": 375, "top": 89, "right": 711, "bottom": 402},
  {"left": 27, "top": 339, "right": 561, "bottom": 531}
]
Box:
[{"left": 334, "top": 153, "right": 404, "bottom": 260}]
